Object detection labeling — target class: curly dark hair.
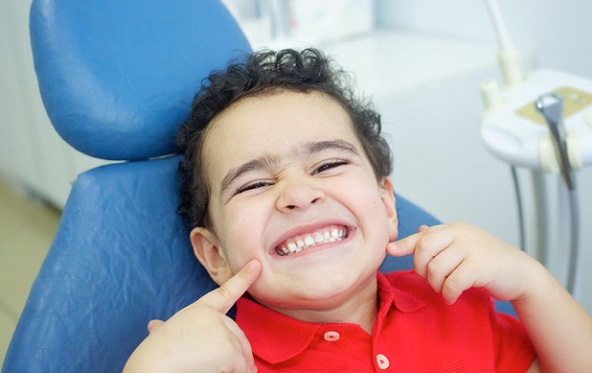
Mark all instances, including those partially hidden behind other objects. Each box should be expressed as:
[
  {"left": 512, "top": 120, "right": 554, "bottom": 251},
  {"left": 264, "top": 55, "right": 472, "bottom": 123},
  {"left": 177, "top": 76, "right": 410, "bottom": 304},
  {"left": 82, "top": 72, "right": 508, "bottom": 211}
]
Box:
[{"left": 176, "top": 48, "right": 392, "bottom": 228}]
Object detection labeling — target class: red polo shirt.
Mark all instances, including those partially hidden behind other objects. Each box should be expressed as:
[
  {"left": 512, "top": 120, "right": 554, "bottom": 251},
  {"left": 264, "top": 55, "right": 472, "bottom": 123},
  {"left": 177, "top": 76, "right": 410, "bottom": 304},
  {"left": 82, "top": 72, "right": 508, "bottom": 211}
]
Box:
[{"left": 236, "top": 270, "right": 536, "bottom": 372}]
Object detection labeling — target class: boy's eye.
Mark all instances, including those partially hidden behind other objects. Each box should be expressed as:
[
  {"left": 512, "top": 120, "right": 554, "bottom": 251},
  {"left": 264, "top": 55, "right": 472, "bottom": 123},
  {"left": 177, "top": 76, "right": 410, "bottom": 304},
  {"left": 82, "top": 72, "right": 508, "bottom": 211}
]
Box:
[
  {"left": 236, "top": 180, "right": 273, "bottom": 194},
  {"left": 313, "top": 160, "right": 350, "bottom": 175}
]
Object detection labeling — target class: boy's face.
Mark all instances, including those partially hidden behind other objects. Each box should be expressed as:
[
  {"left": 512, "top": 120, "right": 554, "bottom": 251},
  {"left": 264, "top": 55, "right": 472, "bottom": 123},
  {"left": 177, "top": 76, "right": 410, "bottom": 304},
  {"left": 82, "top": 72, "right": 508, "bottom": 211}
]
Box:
[{"left": 191, "top": 90, "right": 398, "bottom": 314}]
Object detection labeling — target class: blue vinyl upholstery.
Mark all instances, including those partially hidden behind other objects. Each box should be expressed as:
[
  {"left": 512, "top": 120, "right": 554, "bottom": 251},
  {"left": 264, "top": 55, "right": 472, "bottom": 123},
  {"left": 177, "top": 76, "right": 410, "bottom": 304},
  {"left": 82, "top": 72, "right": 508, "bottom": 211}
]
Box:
[{"left": 29, "top": 0, "right": 250, "bottom": 160}]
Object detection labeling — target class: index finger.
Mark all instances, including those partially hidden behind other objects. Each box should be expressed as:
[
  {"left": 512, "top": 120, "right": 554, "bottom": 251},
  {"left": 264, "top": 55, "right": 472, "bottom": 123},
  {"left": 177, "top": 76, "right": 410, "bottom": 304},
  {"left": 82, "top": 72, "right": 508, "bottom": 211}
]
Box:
[
  {"left": 387, "top": 232, "right": 421, "bottom": 257},
  {"left": 199, "top": 259, "right": 262, "bottom": 314}
]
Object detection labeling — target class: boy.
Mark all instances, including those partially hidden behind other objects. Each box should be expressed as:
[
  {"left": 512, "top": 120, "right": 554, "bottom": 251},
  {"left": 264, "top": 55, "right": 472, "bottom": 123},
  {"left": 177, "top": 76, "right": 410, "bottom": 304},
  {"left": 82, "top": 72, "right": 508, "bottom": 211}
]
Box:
[{"left": 125, "top": 49, "right": 592, "bottom": 372}]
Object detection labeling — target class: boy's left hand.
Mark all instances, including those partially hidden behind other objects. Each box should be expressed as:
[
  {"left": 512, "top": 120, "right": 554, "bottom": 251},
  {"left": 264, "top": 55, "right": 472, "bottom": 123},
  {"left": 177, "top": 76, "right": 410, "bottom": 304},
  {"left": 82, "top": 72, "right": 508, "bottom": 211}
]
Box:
[{"left": 387, "top": 223, "right": 539, "bottom": 304}]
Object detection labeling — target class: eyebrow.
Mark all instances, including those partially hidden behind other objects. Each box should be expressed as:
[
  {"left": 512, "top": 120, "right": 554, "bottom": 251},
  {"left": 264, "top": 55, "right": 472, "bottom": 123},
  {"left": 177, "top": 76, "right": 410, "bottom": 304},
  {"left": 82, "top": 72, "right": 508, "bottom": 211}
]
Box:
[{"left": 220, "top": 139, "right": 360, "bottom": 195}]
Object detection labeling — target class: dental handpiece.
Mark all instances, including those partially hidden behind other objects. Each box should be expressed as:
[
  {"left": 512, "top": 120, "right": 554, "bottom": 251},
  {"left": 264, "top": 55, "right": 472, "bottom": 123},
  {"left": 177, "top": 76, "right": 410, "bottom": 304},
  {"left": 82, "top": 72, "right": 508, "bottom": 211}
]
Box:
[
  {"left": 535, "top": 92, "right": 580, "bottom": 294},
  {"left": 535, "top": 93, "right": 574, "bottom": 190}
]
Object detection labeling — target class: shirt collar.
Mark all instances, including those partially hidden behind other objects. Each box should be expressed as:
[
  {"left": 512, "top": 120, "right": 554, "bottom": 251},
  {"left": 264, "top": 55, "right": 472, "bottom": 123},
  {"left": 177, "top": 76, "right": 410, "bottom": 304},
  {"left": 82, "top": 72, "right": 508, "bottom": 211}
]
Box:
[
  {"left": 236, "top": 271, "right": 425, "bottom": 365},
  {"left": 236, "top": 296, "right": 319, "bottom": 364},
  {"left": 379, "top": 270, "right": 426, "bottom": 314}
]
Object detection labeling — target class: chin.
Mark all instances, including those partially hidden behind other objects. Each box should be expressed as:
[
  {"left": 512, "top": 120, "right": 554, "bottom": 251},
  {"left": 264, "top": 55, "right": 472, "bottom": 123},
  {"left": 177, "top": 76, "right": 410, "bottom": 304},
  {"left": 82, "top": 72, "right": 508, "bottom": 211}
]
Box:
[{"left": 256, "top": 271, "right": 377, "bottom": 309}]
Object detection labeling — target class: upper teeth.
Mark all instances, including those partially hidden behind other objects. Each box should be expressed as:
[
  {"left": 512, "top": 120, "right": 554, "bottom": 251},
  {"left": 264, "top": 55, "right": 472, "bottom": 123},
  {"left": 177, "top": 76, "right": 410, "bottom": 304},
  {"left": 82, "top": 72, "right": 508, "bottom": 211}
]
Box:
[{"left": 275, "top": 225, "right": 348, "bottom": 256}]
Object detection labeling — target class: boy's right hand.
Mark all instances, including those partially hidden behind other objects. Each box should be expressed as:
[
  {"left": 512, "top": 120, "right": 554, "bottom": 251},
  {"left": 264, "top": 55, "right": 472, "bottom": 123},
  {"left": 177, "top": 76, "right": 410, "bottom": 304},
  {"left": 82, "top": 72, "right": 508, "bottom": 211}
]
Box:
[{"left": 123, "top": 259, "right": 261, "bottom": 373}]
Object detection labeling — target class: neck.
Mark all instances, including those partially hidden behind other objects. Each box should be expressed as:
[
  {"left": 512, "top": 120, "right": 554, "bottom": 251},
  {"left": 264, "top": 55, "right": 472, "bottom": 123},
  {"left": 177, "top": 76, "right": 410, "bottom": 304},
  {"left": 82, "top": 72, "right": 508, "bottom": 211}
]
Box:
[{"left": 265, "top": 276, "right": 379, "bottom": 334}]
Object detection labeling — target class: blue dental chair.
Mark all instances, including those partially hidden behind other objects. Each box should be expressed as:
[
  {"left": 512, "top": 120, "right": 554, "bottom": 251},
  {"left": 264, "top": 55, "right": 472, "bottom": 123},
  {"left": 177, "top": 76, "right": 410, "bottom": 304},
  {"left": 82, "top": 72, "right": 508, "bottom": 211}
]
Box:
[{"left": 2, "top": 1, "right": 440, "bottom": 372}]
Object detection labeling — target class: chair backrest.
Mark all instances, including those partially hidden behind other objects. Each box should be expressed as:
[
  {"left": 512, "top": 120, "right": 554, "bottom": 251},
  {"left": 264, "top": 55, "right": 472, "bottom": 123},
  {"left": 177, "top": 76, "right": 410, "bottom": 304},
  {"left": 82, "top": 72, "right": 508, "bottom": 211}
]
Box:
[
  {"left": 3, "top": 156, "right": 217, "bottom": 372},
  {"left": 2, "top": 1, "right": 440, "bottom": 371},
  {"left": 28, "top": 0, "right": 250, "bottom": 161}
]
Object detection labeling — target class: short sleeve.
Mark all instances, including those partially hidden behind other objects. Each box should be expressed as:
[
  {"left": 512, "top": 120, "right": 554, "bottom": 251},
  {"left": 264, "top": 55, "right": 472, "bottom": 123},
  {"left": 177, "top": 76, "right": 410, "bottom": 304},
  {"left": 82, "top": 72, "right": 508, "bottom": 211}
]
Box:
[{"left": 489, "top": 299, "right": 537, "bottom": 372}]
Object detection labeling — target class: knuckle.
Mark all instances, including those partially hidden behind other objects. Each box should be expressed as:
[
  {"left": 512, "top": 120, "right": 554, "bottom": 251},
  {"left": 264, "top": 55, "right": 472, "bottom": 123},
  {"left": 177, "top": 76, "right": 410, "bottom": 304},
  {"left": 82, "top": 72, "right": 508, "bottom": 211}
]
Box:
[
  {"left": 442, "top": 272, "right": 465, "bottom": 300},
  {"left": 426, "top": 255, "right": 443, "bottom": 278},
  {"left": 426, "top": 261, "right": 444, "bottom": 289},
  {"left": 215, "top": 342, "right": 248, "bottom": 371},
  {"left": 426, "top": 259, "right": 438, "bottom": 278},
  {"left": 415, "top": 235, "right": 429, "bottom": 251},
  {"left": 216, "top": 283, "right": 234, "bottom": 301}
]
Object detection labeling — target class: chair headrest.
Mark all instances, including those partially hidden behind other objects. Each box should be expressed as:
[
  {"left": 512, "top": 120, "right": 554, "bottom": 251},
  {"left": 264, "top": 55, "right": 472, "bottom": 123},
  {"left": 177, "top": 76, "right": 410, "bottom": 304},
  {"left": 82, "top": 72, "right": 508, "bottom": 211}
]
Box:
[{"left": 30, "top": 0, "right": 251, "bottom": 160}]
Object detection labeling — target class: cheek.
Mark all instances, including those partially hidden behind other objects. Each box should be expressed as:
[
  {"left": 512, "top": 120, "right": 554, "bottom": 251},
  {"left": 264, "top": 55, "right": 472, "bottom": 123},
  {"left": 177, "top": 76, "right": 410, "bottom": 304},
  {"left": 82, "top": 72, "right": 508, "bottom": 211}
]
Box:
[
  {"left": 348, "top": 177, "right": 388, "bottom": 214},
  {"left": 357, "top": 185, "right": 392, "bottom": 239},
  {"left": 218, "top": 205, "right": 268, "bottom": 267}
]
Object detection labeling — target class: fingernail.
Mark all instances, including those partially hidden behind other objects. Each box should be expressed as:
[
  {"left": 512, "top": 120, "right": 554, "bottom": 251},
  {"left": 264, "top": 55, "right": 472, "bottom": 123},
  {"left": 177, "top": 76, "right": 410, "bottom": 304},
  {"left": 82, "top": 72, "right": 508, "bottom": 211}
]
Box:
[{"left": 445, "top": 298, "right": 457, "bottom": 305}]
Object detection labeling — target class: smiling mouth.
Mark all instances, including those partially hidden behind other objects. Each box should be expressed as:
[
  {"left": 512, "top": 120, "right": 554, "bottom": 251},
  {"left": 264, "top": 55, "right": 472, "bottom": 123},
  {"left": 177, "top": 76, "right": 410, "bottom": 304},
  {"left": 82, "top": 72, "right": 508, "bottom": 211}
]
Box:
[{"left": 275, "top": 225, "right": 349, "bottom": 256}]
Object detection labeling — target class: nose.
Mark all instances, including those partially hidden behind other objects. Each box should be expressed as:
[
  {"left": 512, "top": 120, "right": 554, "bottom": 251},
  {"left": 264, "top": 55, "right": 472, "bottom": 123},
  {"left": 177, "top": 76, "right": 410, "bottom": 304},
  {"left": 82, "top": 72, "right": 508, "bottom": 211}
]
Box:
[{"left": 276, "top": 178, "right": 325, "bottom": 212}]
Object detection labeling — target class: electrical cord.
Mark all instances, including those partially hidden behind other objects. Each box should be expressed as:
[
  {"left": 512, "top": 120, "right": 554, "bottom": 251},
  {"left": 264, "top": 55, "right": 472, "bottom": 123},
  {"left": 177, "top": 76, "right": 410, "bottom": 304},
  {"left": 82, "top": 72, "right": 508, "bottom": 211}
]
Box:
[
  {"left": 511, "top": 165, "right": 579, "bottom": 294},
  {"left": 510, "top": 166, "right": 526, "bottom": 252},
  {"left": 484, "top": 0, "right": 526, "bottom": 86},
  {"left": 566, "top": 181, "right": 580, "bottom": 294}
]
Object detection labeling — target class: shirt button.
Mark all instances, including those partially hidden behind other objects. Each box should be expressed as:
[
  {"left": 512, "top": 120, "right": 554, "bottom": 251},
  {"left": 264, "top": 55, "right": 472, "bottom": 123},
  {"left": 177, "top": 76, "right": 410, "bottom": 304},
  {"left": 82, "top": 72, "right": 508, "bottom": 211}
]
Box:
[
  {"left": 323, "top": 331, "right": 340, "bottom": 342},
  {"left": 376, "top": 354, "right": 390, "bottom": 370}
]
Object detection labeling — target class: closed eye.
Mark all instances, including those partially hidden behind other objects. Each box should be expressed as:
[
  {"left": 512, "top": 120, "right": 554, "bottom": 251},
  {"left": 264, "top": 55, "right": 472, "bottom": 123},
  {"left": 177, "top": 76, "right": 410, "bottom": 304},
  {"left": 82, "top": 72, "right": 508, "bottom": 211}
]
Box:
[
  {"left": 313, "top": 159, "right": 350, "bottom": 175},
  {"left": 236, "top": 180, "right": 274, "bottom": 194}
]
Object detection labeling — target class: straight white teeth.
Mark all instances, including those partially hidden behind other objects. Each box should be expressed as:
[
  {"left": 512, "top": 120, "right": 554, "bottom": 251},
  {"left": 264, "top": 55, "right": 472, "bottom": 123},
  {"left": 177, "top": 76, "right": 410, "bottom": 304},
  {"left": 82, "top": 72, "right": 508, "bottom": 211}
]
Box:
[{"left": 275, "top": 225, "right": 348, "bottom": 256}]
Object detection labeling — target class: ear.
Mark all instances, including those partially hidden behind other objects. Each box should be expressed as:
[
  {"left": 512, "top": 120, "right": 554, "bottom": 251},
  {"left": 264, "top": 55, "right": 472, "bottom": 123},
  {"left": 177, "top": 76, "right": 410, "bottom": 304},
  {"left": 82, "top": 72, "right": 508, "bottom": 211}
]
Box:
[
  {"left": 379, "top": 177, "right": 398, "bottom": 242},
  {"left": 190, "top": 227, "right": 234, "bottom": 286}
]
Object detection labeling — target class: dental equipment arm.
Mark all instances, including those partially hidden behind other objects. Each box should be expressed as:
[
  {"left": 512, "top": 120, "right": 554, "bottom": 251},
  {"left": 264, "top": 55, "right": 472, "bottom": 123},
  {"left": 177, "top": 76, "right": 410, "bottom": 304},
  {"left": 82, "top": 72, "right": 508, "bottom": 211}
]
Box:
[{"left": 535, "top": 93, "right": 580, "bottom": 294}]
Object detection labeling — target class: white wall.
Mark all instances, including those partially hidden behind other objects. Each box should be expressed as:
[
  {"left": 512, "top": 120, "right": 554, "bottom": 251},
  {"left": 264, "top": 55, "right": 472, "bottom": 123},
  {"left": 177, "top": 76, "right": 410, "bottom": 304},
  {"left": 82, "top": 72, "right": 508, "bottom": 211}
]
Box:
[{"left": 376, "top": 0, "right": 592, "bottom": 78}]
